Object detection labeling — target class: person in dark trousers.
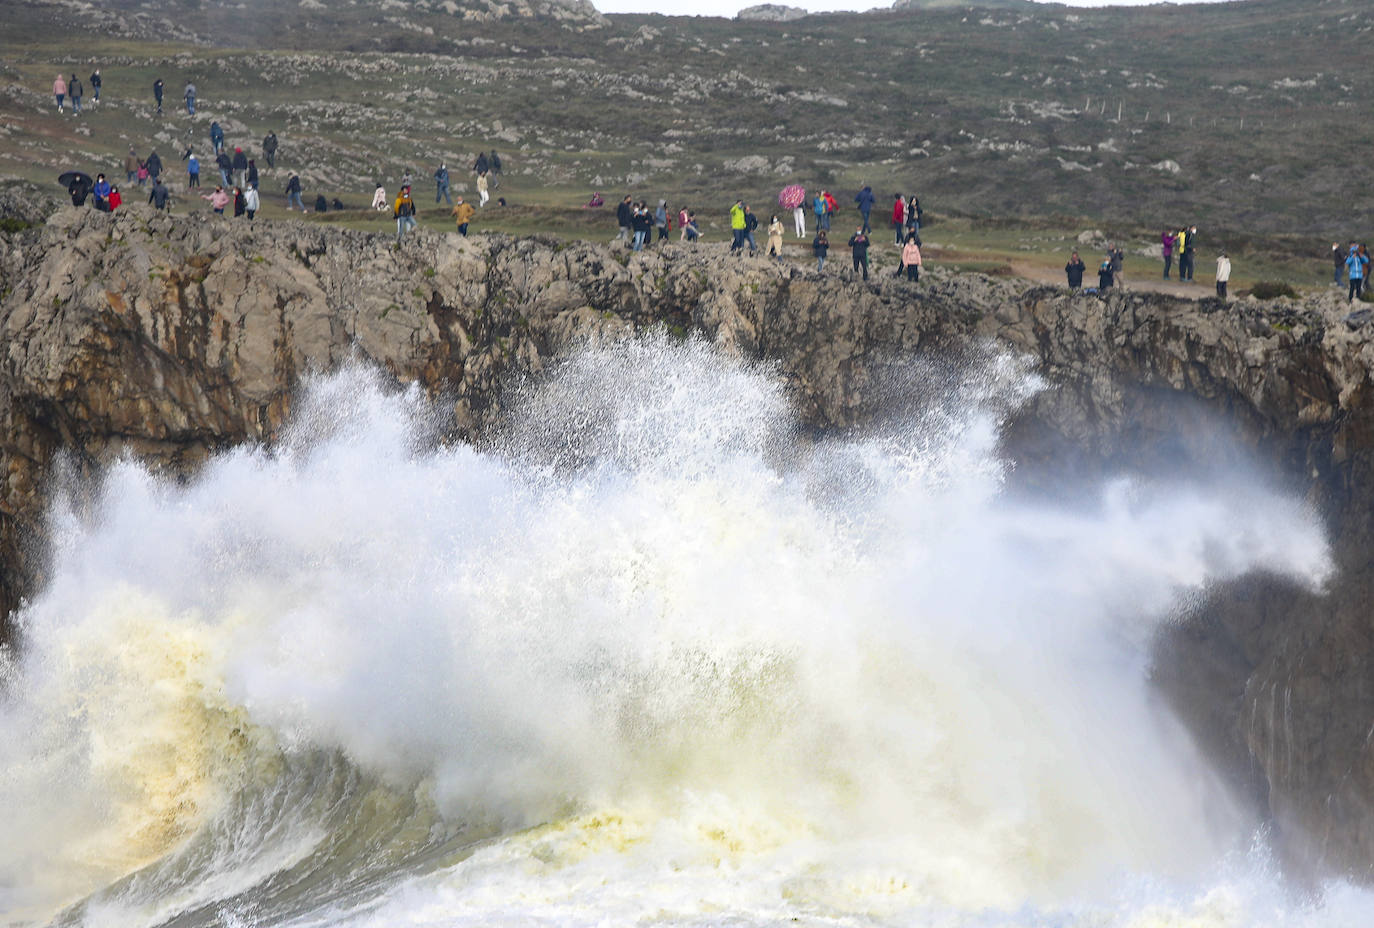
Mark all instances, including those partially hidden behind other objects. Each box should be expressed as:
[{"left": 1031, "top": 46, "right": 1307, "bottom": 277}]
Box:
[
  {"left": 616, "top": 195, "right": 632, "bottom": 244},
  {"left": 262, "top": 132, "right": 278, "bottom": 168},
  {"left": 89, "top": 69, "right": 101, "bottom": 105},
  {"left": 1065, "top": 251, "right": 1086, "bottom": 289},
  {"left": 490, "top": 150, "right": 502, "bottom": 188},
  {"left": 215, "top": 150, "right": 232, "bottom": 188},
  {"left": 898, "top": 234, "right": 922, "bottom": 282},
  {"left": 813, "top": 229, "right": 828, "bottom": 273},
  {"left": 148, "top": 179, "right": 171, "bottom": 210},
  {"left": 233, "top": 187, "right": 247, "bottom": 218},
  {"left": 848, "top": 227, "right": 870, "bottom": 280},
  {"left": 1215, "top": 252, "right": 1231, "bottom": 298},
  {"left": 1182, "top": 225, "right": 1197, "bottom": 281},
  {"left": 744, "top": 206, "right": 759, "bottom": 255},
  {"left": 1162, "top": 229, "right": 1176, "bottom": 279},
  {"left": 231, "top": 148, "right": 248, "bottom": 188},
  {"left": 1107, "top": 243, "right": 1125, "bottom": 290},
  {"left": 285, "top": 171, "right": 304, "bottom": 211},
  {"left": 434, "top": 163, "right": 451, "bottom": 204},
  {"left": 210, "top": 122, "right": 224, "bottom": 155},
  {"left": 144, "top": 149, "right": 163, "bottom": 181},
  {"left": 451, "top": 197, "right": 475, "bottom": 235},
  {"left": 246, "top": 159, "right": 259, "bottom": 190},
  {"left": 473, "top": 152, "right": 490, "bottom": 177},
  {"left": 1333, "top": 243, "right": 1346, "bottom": 286},
  {"left": 854, "top": 185, "right": 875, "bottom": 234},
  {"left": 153, "top": 78, "right": 164, "bottom": 114},
  {"left": 1098, "top": 259, "right": 1114, "bottom": 290},
  {"left": 1346, "top": 245, "right": 1366, "bottom": 302},
  {"left": 891, "top": 193, "right": 905, "bottom": 245},
  {"left": 187, "top": 152, "right": 200, "bottom": 188},
  {"left": 69, "top": 74, "right": 83, "bottom": 114},
  {"left": 184, "top": 82, "right": 196, "bottom": 115}
]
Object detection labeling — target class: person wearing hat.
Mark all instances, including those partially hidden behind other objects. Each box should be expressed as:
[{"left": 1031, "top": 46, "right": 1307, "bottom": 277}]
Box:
[{"left": 1215, "top": 251, "right": 1231, "bottom": 299}]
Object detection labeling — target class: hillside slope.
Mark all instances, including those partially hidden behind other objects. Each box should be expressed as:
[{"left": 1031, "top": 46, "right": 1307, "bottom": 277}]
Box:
[{"left": 0, "top": 0, "right": 1366, "bottom": 233}]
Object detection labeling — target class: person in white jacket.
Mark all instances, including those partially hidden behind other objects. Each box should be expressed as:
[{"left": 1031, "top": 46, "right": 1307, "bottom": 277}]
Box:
[
  {"left": 243, "top": 185, "right": 260, "bottom": 219},
  {"left": 1215, "top": 252, "right": 1231, "bottom": 298},
  {"left": 371, "top": 184, "right": 387, "bottom": 210}
]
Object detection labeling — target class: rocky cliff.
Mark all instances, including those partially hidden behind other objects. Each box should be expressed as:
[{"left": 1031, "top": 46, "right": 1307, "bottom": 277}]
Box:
[{"left": 5, "top": 203, "right": 1374, "bottom": 881}]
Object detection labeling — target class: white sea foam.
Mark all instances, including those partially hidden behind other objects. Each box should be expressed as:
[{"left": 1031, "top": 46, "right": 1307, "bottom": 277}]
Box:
[{"left": 0, "top": 335, "right": 1357, "bottom": 927}]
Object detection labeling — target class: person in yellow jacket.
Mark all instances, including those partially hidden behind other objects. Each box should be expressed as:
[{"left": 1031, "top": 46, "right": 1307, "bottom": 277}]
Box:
[
  {"left": 393, "top": 185, "right": 417, "bottom": 242},
  {"left": 451, "top": 197, "right": 476, "bottom": 236},
  {"left": 729, "top": 200, "right": 746, "bottom": 253}
]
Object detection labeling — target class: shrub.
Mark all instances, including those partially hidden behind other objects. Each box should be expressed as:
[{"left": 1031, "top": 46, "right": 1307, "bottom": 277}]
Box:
[{"left": 1250, "top": 280, "right": 1297, "bottom": 300}]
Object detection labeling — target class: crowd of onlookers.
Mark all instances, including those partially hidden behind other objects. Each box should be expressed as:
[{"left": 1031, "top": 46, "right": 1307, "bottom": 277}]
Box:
[{"left": 45, "top": 70, "right": 1368, "bottom": 297}]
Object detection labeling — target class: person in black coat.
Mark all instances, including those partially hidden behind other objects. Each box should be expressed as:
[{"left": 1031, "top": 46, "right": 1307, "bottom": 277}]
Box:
[
  {"left": 215, "top": 151, "right": 232, "bottom": 187},
  {"left": 89, "top": 69, "right": 101, "bottom": 105},
  {"left": 1065, "top": 251, "right": 1086, "bottom": 289},
  {"left": 616, "top": 195, "right": 633, "bottom": 244},
  {"left": 231, "top": 148, "right": 248, "bottom": 187},
  {"left": 1098, "top": 260, "right": 1114, "bottom": 290},
  {"left": 848, "top": 228, "right": 870, "bottom": 280},
  {"left": 153, "top": 78, "right": 164, "bottom": 114},
  {"left": 262, "top": 132, "right": 278, "bottom": 168},
  {"left": 246, "top": 160, "right": 259, "bottom": 190},
  {"left": 144, "top": 150, "right": 163, "bottom": 180}
]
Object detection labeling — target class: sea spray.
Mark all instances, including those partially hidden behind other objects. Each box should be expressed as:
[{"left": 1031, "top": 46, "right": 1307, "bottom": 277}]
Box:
[{"left": 0, "top": 334, "right": 1353, "bottom": 927}]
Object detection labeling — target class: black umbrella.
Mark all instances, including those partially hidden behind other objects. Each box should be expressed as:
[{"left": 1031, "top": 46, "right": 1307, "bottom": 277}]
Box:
[{"left": 58, "top": 171, "right": 93, "bottom": 189}]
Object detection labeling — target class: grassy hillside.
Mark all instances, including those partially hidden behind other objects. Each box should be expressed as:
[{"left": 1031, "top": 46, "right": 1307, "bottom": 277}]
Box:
[{"left": 0, "top": 0, "right": 1366, "bottom": 252}]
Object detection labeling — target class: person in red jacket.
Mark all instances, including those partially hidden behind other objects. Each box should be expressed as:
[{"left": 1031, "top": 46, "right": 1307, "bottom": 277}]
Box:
[
  {"left": 108, "top": 187, "right": 122, "bottom": 210},
  {"left": 891, "top": 193, "right": 906, "bottom": 245}
]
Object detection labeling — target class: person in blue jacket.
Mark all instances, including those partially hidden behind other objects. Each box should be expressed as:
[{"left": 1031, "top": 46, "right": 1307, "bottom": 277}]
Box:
[
  {"left": 1347, "top": 244, "right": 1367, "bottom": 302},
  {"left": 814, "top": 192, "right": 829, "bottom": 231},
  {"left": 854, "top": 185, "right": 875, "bottom": 234}
]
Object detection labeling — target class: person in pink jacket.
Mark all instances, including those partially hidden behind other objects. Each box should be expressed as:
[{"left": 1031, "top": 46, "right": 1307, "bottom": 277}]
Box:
[
  {"left": 53, "top": 75, "right": 67, "bottom": 112},
  {"left": 202, "top": 185, "right": 230, "bottom": 214},
  {"left": 898, "top": 234, "right": 923, "bottom": 283}
]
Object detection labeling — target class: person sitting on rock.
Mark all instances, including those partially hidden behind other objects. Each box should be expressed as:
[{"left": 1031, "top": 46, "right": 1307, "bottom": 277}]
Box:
[
  {"left": 586, "top": 192, "right": 604, "bottom": 208},
  {"left": 372, "top": 184, "right": 387, "bottom": 210}
]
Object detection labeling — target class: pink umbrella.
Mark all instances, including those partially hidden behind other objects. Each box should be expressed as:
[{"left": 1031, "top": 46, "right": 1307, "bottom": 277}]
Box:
[{"left": 778, "top": 184, "right": 806, "bottom": 210}]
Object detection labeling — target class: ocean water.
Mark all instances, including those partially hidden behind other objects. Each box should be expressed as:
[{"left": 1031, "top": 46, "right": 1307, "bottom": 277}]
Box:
[{"left": 0, "top": 335, "right": 1360, "bottom": 928}]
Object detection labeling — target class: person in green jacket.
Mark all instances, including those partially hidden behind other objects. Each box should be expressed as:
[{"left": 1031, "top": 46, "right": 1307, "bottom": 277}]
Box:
[{"left": 729, "top": 200, "right": 746, "bottom": 253}]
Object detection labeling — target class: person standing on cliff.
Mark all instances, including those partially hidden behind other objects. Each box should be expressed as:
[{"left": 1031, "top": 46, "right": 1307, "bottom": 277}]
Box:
[
  {"left": 848, "top": 227, "right": 870, "bottom": 281},
  {"left": 148, "top": 178, "right": 171, "bottom": 211},
  {"left": 153, "top": 77, "right": 164, "bottom": 115},
  {"left": 891, "top": 193, "right": 906, "bottom": 245},
  {"left": 451, "top": 196, "right": 475, "bottom": 236},
  {"left": 899, "top": 234, "right": 923, "bottom": 283},
  {"left": 813, "top": 229, "right": 828, "bottom": 273},
  {"left": 1065, "top": 251, "right": 1086, "bottom": 290},
  {"left": 1098, "top": 258, "right": 1114, "bottom": 290},
  {"left": 767, "top": 214, "right": 785, "bottom": 261},
  {"left": 434, "top": 163, "right": 452, "bottom": 205},
  {"left": 1333, "top": 243, "right": 1345, "bottom": 287},
  {"left": 730, "top": 199, "right": 746, "bottom": 253},
  {"left": 1215, "top": 252, "right": 1231, "bottom": 299},
  {"left": 1107, "top": 243, "right": 1125, "bottom": 290},
  {"left": 1183, "top": 225, "right": 1198, "bottom": 282},
  {"left": 616, "top": 195, "right": 632, "bottom": 245},
  {"left": 393, "top": 185, "right": 417, "bottom": 242},
  {"left": 1347, "top": 245, "right": 1367, "bottom": 302},
  {"left": 854, "top": 185, "right": 875, "bottom": 235},
  {"left": 1162, "top": 229, "right": 1176, "bottom": 280}
]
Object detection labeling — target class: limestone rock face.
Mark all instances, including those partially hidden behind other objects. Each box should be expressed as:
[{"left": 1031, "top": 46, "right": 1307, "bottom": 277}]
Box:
[{"left": 7, "top": 205, "right": 1374, "bottom": 881}]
